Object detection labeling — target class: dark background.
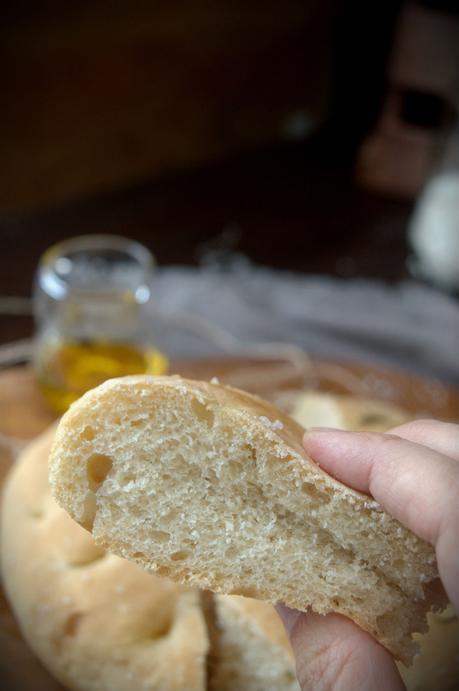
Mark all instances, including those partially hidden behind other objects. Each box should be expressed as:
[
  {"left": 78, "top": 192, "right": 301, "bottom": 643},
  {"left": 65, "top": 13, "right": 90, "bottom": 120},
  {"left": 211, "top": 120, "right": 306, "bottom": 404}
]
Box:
[{"left": 1, "top": 0, "right": 458, "bottom": 343}]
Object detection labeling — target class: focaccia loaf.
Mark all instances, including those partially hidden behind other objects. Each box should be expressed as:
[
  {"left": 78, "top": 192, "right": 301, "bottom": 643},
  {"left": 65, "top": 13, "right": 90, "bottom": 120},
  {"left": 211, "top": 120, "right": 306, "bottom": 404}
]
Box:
[
  {"left": 211, "top": 595, "right": 299, "bottom": 691},
  {"left": 49, "top": 375, "right": 446, "bottom": 664},
  {"left": 1, "top": 427, "right": 209, "bottom": 691},
  {"left": 2, "top": 426, "right": 299, "bottom": 691},
  {"left": 291, "top": 390, "right": 409, "bottom": 432}
]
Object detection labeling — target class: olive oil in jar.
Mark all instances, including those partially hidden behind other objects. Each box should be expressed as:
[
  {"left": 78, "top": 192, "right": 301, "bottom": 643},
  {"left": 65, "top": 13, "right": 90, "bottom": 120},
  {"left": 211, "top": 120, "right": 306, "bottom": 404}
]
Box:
[
  {"left": 34, "top": 235, "right": 167, "bottom": 414},
  {"left": 36, "top": 340, "right": 168, "bottom": 414}
]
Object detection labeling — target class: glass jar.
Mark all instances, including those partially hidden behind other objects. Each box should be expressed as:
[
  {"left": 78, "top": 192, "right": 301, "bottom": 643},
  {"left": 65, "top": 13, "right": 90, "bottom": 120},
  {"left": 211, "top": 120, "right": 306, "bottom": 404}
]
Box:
[{"left": 33, "top": 235, "right": 168, "bottom": 413}]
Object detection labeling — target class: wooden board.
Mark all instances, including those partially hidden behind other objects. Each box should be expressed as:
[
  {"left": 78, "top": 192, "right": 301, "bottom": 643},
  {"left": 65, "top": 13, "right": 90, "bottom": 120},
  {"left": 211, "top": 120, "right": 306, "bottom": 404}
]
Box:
[{"left": 0, "top": 358, "right": 458, "bottom": 690}]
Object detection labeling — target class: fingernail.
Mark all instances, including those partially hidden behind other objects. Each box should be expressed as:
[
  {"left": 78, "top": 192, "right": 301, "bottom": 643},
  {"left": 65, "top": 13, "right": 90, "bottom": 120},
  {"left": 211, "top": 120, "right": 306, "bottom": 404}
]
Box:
[
  {"left": 303, "top": 427, "right": 350, "bottom": 443},
  {"left": 305, "top": 427, "right": 349, "bottom": 434}
]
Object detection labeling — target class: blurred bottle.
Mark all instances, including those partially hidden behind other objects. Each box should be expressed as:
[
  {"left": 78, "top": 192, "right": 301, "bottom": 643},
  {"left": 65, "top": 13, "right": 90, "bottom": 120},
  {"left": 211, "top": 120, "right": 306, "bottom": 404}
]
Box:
[
  {"left": 408, "top": 117, "right": 459, "bottom": 292},
  {"left": 34, "top": 235, "right": 168, "bottom": 414}
]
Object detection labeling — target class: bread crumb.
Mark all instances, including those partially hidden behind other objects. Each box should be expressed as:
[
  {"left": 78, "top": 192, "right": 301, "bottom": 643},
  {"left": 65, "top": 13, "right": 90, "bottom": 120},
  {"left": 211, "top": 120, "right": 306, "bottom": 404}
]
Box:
[
  {"left": 259, "top": 416, "right": 284, "bottom": 431},
  {"left": 210, "top": 377, "right": 220, "bottom": 384}
]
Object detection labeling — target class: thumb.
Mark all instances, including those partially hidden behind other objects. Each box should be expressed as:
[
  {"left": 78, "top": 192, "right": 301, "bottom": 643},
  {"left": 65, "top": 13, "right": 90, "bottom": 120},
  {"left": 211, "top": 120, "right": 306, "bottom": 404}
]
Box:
[{"left": 276, "top": 606, "right": 406, "bottom": 691}]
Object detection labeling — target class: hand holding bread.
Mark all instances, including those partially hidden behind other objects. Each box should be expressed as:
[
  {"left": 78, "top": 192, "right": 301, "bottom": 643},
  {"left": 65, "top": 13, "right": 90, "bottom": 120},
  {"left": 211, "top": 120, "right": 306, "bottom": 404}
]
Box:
[
  {"left": 280, "top": 419, "right": 459, "bottom": 690},
  {"left": 48, "top": 376, "right": 449, "bottom": 669}
]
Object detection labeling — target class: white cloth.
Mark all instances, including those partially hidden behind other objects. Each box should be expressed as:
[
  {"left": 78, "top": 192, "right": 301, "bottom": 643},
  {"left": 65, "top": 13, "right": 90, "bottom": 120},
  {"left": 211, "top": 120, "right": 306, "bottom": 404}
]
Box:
[{"left": 150, "top": 263, "right": 459, "bottom": 386}]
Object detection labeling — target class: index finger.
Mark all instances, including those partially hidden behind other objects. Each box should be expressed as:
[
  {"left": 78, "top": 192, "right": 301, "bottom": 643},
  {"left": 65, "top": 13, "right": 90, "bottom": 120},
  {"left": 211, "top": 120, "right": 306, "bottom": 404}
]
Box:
[{"left": 303, "top": 428, "right": 459, "bottom": 607}]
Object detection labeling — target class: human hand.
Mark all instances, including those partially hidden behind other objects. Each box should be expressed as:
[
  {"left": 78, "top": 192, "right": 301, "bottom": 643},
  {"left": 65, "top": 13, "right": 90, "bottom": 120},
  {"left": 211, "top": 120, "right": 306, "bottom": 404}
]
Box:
[{"left": 277, "top": 419, "right": 459, "bottom": 691}]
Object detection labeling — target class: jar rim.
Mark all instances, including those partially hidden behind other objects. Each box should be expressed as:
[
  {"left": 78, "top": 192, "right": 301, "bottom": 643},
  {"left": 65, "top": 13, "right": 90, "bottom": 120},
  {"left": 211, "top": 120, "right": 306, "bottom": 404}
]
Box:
[{"left": 37, "top": 235, "right": 155, "bottom": 301}]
